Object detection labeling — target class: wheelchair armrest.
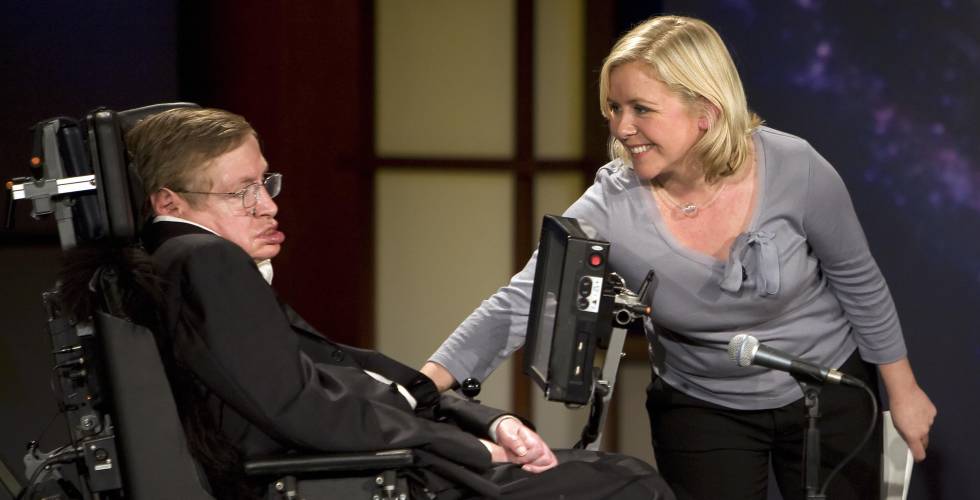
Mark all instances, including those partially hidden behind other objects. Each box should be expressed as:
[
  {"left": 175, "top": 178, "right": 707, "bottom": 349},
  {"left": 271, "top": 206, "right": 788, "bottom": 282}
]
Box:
[{"left": 243, "top": 449, "right": 417, "bottom": 477}]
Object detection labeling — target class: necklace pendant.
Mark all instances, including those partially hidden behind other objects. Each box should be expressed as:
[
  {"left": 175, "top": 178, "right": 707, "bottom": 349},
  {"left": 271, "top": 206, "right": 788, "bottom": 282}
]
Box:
[{"left": 680, "top": 203, "right": 698, "bottom": 217}]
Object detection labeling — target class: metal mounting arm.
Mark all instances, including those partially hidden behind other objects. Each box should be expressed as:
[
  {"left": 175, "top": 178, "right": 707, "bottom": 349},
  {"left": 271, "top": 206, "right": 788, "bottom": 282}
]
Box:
[{"left": 577, "top": 271, "right": 655, "bottom": 451}]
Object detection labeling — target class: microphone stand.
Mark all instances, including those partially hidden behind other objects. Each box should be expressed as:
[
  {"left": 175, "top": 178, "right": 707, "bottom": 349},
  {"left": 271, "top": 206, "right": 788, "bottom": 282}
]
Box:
[{"left": 795, "top": 377, "right": 826, "bottom": 500}]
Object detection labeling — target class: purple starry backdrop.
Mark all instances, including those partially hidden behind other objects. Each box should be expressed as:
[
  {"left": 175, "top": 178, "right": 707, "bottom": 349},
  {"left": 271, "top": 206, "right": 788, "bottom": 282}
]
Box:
[{"left": 619, "top": 1, "right": 979, "bottom": 498}]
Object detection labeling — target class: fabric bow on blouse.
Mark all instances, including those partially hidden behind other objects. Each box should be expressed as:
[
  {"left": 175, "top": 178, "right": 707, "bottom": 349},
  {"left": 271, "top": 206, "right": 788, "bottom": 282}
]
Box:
[{"left": 721, "top": 230, "right": 780, "bottom": 296}]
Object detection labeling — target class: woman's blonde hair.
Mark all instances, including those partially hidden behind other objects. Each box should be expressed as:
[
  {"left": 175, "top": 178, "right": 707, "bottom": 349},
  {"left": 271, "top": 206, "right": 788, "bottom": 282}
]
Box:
[{"left": 599, "top": 15, "right": 762, "bottom": 182}]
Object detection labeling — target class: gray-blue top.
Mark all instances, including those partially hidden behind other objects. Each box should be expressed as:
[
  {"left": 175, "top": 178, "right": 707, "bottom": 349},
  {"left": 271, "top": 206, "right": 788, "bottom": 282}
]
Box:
[{"left": 430, "top": 127, "right": 906, "bottom": 410}]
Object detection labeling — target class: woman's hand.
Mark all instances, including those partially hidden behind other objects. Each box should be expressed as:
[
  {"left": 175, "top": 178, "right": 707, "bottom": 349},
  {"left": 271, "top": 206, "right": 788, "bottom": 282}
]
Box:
[
  {"left": 420, "top": 361, "right": 457, "bottom": 392},
  {"left": 879, "top": 358, "right": 936, "bottom": 461},
  {"left": 889, "top": 384, "right": 936, "bottom": 461}
]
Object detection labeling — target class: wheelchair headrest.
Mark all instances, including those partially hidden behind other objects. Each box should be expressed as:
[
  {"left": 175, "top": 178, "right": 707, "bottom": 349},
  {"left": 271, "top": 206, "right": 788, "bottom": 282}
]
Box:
[
  {"left": 118, "top": 103, "right": 201, "bottom": 132},
  {"left": 61, "top": 103, "right": 199, "bottom": 245},
  {"left": 89, "top": 103, "right": 200, "bottom": 242}
]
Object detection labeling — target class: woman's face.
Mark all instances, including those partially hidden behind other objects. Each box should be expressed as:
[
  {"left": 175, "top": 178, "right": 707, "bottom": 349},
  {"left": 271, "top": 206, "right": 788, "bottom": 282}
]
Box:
[{"left": 606, "top": 61, "right": 706, "bottom": 180}]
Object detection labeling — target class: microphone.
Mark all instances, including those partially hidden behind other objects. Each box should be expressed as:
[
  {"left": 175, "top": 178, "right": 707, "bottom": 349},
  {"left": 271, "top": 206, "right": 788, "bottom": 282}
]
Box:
[{"left": 727, "top": 334, "right": 865, "bottom": 388}]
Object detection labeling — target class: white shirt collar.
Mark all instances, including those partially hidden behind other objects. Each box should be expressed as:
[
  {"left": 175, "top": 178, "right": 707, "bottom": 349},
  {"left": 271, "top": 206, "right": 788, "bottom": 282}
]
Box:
[
  {"left": 154, "top": 215, "right": 218, "bottom": 235},
  {"left": 153, "top": 215, "right": 274, "bottom": 285},
  {"left": 256, "top": 259, "right": 274, "bottom": 284}
]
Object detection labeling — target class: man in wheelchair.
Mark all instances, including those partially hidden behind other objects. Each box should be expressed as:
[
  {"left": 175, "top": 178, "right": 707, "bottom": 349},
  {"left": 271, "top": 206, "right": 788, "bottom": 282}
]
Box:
[{"left": 126, "top": 107, "right": 672, "bottom": 499}]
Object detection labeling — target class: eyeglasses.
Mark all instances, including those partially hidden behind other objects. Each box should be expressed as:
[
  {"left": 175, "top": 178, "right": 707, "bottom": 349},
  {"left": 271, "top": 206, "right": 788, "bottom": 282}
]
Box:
[{"left": 175, "top": 172, "right": 282, "bottom": 210}]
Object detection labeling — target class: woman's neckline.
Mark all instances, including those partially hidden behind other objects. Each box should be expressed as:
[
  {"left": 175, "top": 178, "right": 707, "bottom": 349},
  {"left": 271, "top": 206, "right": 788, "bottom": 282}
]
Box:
[{"left": 639, "top": 130, "right": 768, "bottom": 269}]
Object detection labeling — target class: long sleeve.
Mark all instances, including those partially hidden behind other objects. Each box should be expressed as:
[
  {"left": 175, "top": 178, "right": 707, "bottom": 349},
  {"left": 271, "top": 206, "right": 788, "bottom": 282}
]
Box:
[
  {"left": 428, "top": 251, "right": 539, "bottom": 385},
  {"left": 803, "top": 147, "right": 907, "bottom": 363},
  {"left": 429, "top": 167, "right": 615, "bottom": 384},
  {"left": 157, "top": 235, "right": 492, "bottom": 470},
  {"left": 296, "top": 325, "right": 519, "bottom": 439}
]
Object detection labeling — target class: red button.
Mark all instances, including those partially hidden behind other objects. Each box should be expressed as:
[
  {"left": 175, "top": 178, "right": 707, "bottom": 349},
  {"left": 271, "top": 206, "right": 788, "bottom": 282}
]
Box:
[{"left": 590, "top": 254, "right": 602, "bottom": 267}]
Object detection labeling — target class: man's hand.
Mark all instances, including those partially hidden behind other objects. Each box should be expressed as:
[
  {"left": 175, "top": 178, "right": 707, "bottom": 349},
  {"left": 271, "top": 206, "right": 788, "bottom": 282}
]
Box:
[
  {"left": 481, "top": 439, "right": 509, "bottom": 463},
  {"left": 494, "top": 417, "right": 558, "bottom": 473}
]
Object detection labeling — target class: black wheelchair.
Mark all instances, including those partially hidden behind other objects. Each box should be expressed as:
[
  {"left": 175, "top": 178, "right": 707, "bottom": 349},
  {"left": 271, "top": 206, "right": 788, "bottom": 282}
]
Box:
[
  {"left": 5, "top": 102, "right": 646, "bottom": 500},
  {"left": 5, "top": 103, "right": 419, "bottom": 500}
]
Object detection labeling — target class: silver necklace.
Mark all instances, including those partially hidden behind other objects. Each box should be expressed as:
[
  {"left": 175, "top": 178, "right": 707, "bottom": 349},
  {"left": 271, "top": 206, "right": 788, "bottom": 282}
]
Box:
[{"left": 653, "top": 181, "right": 728, "bottom": 217}]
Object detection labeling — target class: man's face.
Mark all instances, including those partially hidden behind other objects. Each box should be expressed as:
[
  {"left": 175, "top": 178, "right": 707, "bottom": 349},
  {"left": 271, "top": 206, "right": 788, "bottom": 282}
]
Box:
[{"left": 179, "top": 135, "right": 285, "bottom": 260}]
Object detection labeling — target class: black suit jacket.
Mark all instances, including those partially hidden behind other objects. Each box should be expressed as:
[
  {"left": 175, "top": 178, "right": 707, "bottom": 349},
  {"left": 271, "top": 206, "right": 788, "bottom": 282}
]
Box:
[{"left": 143, "top": 221, "right": 505, "bottom": 472}]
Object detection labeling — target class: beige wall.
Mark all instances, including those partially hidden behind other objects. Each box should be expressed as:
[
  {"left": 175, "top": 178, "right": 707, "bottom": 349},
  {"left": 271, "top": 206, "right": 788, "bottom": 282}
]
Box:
[
  {"left": 534, "top": 0, "right": 585, "bottom": 159},
  {"left": 374, "top": 169, "right": 516, "bottom": 409},
  {"left": 616, "top": 362, "right": 657, "bottom": 463},
  {"left": 375, "top": 0, "right": 514, "bottom": 158},
  {"left": 374, "top": 0, "right": 652, "bottom": 458}
]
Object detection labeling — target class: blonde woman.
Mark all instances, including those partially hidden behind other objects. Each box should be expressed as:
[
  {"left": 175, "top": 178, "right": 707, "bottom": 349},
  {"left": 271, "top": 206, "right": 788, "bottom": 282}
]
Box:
[{"left": 424, "top": 15, "right": 935, "bottom": 500}]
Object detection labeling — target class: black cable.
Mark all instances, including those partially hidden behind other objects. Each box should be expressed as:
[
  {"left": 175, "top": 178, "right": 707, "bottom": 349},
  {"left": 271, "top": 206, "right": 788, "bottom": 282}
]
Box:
[
  {"left": 818, "top": 381, "right": 878, "bottom": 496},
  {"left": 33, "top": 412, "right": 63, "bottom": 451},
  {"left": 573, "top": 380, "right": 606, "bottom": 449},
  {"left": 14, "top": 446, "right": 80, "bottom": 500},
  {"left": 14, "top": 461, "right": 47, "bottom": 500}
]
